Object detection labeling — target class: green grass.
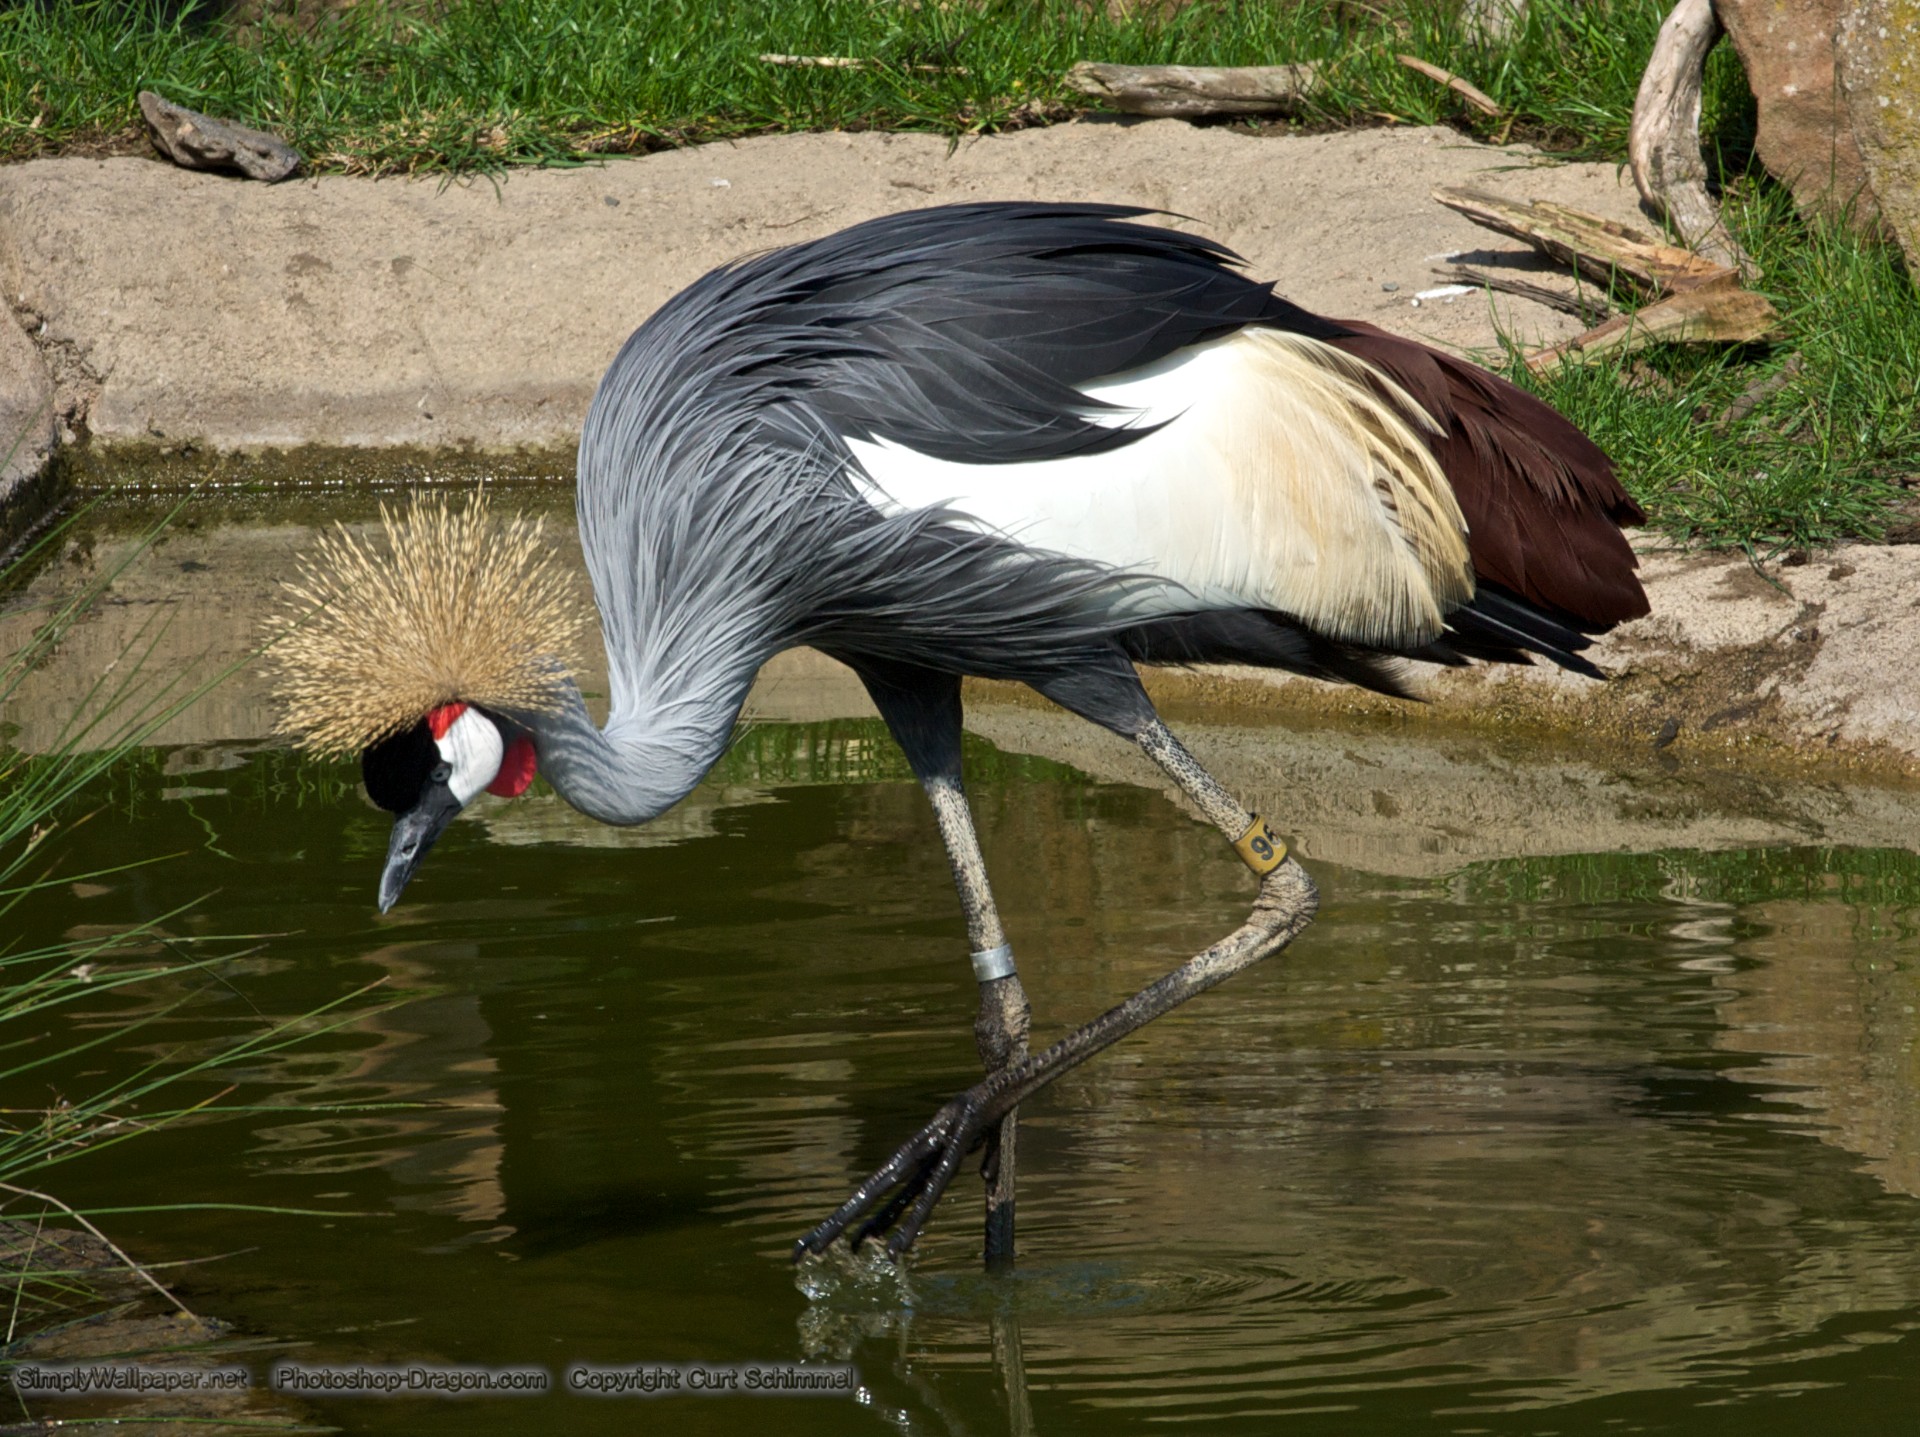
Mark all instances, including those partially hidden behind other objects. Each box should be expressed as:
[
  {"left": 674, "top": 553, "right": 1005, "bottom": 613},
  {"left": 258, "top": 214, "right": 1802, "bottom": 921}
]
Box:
[
  {"left": 1521, "top": 181, "right": 1920, "bottom": 554},
  {"left": 0, "top": 0, "right": 1738, "bottom": 172},
  {"left": 0, "top": 0, "right": 1912, "bottom": 552}
]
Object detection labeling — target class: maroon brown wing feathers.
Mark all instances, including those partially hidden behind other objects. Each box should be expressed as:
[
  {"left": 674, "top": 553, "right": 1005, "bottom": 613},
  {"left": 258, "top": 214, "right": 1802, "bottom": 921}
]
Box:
[{"left": 1326, "top": 321, "right": 1650, "bottom": 629}]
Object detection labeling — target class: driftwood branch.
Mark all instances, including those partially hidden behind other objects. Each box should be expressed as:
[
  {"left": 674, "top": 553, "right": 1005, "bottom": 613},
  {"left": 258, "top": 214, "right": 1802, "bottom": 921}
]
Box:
[
  {"left": 1527, "top": 286, "right": 1781, "bottom": 372},
  {"left": 1396, "top": 55, "right": 1502, "bottom": 116},
  {"left": 1431, "top": 264, "right": 1611, "bottom": 324},
  {"left": 1434, "top": 185, "right": 1781, "bottom": 371},
  {"left": 1628, "top": 0, "right": 1752, "bottom": 273},
  {"left": 138, "top": 91, "right": 300, "bottom": 183},
  {"left": 1064, "top": 62, "right": 1320, "bottom": 118},
  {"left": 1432, "top": 186, "right": 1733, "bottom": 300}
]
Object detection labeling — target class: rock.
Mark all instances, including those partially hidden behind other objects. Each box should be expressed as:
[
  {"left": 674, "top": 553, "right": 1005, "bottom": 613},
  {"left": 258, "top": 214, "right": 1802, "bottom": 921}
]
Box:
[
  {"left": 0, "top": 304, "right": 57, "bottom": 549},
  {"left": 1717, "top": 1, "right": 1876, "bottom": 222},
  {"left": 137, "top": 90, "right": 301, "bottom": 183},
  {"left": 1838, "top": 0, "right": 1920, "bottom": 272}
]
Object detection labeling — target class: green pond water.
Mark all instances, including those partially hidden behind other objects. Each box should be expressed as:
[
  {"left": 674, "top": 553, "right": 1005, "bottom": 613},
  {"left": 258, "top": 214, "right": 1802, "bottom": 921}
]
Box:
[{"left": 7, "top": 719, "right": 1920, "bottom": 1435}]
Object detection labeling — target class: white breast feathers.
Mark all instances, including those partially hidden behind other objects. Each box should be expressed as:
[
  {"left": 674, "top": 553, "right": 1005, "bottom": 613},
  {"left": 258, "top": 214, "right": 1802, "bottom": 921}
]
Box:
[{"left": 845, "top": 328, "right": 1474, "bottom": 650}]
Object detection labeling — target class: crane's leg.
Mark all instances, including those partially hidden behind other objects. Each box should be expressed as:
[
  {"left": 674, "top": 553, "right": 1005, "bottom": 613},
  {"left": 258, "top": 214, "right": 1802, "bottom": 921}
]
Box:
[
  {"left": 924, "top": 770, "right": 1031, "bottom": 1269},
  {"left": 796, "top": 658, "right": 1315, "bottom": 1261},
  {"left": 842, "top": 657, "right": 1032, "bottom": 1270}
]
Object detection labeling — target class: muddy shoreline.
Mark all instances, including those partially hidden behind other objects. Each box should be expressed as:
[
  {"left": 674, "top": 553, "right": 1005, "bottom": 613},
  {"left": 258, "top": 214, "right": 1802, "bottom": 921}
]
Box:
[
  {"left": 0, "top": 1221, "right": 314, "bottom": 1434},
  {"left": 9, "top": 493, "right": 1920, "bottom": 781},
  {"left": 6, "top": 511, "right": 1920, "bottom": 881}
]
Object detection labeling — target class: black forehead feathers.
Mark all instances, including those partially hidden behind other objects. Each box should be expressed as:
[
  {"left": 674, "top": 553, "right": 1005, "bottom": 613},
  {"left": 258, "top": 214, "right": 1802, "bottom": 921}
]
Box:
[{"left": 362, "top": 721, "right": 437, "bottom": 814}]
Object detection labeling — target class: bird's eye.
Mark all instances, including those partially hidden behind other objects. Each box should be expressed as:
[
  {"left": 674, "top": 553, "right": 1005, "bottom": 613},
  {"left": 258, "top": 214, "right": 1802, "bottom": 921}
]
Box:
[{"left": 431, "top": 762, "right": 452, "bottom": 784}]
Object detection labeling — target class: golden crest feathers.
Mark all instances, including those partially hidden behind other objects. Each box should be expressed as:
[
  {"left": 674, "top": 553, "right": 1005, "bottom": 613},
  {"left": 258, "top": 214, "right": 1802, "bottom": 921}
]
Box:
[{"left": 265, "top": 489, "right": 591, "bottom": 756}]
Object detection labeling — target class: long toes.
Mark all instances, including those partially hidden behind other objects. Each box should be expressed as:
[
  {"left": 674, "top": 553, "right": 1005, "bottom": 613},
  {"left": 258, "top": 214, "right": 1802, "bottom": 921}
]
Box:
[
  {"left": 793, "top": 1111, "right": 959, "bottom": 1260},
  {"left": 885, "top": 1127, "right": 974, "bottom": 1257},
  {"left": 852, "top": 1161, "right": 937, "bottom": 1250},
  {"left": 794, "top": 1144, "right": 929, "bottom": 1257}
]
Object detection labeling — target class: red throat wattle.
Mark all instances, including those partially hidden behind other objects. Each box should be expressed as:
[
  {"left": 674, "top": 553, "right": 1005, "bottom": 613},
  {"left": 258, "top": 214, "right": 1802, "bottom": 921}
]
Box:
[{"left": 489, "top": 735, "right": 538, "bottom": 797}]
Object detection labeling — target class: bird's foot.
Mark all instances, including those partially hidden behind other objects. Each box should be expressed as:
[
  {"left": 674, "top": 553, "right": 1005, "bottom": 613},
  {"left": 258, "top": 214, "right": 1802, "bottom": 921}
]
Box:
[{"left": 793, "top": 1083, "right": 997, "bottom": 1262}]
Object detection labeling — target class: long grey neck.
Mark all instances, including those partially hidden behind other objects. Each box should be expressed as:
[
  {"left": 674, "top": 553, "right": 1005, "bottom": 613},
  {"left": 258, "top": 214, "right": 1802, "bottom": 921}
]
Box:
[{"left": 505, "top": 664, "right": 757, "bottom": 827}]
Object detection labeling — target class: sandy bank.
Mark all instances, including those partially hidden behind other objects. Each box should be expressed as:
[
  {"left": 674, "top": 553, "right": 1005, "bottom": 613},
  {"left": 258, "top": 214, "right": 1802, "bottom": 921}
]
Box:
[{"left": 1131, "top": 538, "right": 1920, "bottom": 778}]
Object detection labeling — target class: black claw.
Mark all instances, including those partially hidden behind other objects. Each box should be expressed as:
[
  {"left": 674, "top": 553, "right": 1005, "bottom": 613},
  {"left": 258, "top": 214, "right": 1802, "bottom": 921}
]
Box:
[{"left": 889, "top": 1127, "right": 972, "bottom": 1254}]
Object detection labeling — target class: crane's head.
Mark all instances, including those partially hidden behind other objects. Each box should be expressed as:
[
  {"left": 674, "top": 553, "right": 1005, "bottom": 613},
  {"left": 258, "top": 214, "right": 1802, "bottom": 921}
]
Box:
[
  {"left": 264, "top": 490, "right": 589, "bottom": 913},
  {"left": 361, "top": 701, "right": 539, "bottom": 911}
]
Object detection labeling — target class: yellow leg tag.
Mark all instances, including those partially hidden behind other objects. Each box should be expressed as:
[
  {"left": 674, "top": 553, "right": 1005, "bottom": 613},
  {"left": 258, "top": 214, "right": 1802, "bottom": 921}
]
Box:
[{"left": 1233, "top": 815, "right": 1288, "bottom": 875}]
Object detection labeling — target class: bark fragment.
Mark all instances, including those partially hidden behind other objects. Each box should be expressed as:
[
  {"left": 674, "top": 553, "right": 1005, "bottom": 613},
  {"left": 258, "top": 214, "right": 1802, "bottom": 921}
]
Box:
[{"left": 138, "top": 91, "right": 301, "bottom": 182}]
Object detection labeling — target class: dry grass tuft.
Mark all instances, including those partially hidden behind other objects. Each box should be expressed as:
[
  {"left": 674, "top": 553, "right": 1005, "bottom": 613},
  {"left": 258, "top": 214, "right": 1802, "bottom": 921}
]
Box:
[{"left": 265, "top": 489, "right": 591, "bottom": 754}]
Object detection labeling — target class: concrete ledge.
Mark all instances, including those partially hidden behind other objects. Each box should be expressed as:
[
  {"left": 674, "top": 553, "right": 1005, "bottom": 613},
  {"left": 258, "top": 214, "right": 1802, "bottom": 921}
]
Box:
[
  {"left": 0, "top": 123, "right": 1646, "bottom": 473},
  {"left": 0, "top": 300, "right": 56, "bottom": 552}
]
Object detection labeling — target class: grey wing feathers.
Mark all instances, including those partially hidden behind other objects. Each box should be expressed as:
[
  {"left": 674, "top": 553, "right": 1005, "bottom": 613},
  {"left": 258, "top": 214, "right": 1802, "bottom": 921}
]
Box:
[
  {"left": 629, "top": 202, "right": 1346, "bottom": 465},
  {"left": 577, "top": 201, "right": 1644, "bottom": 697}
]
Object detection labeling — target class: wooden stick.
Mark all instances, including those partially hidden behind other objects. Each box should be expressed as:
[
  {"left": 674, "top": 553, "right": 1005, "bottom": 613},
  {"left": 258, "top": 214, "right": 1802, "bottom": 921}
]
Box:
[
  {"left": 1432, "top": 186, "right": 1735, "bottom": 300},
  {"left": 1396, "top": 54, "right": 1502, "bottom": 116},
  {"left": 1064, "top": 61, "right": 1320, "bottom": 118},
  {"left": 758, "top": 53, "right": 964, "bottom": 75},
  {"left": 1527, "top": 286, "right": 1782, "bottom": 372},
  {"left": 1431, "top": 264, "right": 1611, "bottom": 324},
  {"left": 1627, "top": 0, "right": 1753, "bottom": 274}
]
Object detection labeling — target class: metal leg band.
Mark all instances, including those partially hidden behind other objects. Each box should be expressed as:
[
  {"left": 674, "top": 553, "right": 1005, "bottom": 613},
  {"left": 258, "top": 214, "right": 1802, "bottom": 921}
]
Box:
[
  {"left": 1233, "top": 814, "right": 1288, "bottom": 875},
  {"left": 971, "top": 943, "right": 1017, "bottom": 983}
]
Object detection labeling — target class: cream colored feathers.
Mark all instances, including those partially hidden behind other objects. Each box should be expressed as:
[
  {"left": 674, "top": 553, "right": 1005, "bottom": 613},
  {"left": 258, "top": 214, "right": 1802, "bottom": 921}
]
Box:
[
  {"left": 1216, "top": 329, "right": 1473, "bottom": 644},
  {"left": 266, "top": 490, "right": 589, "bottom": 755},
  {"left": 847, "top": 327, "right": 1475, "bottom": 649}
]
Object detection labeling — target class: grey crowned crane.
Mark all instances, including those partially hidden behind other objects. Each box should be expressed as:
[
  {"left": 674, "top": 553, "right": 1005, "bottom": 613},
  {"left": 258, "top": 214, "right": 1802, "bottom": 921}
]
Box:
[{"left": 270, "top": 202, "right": 1648, "bottom": 1267}]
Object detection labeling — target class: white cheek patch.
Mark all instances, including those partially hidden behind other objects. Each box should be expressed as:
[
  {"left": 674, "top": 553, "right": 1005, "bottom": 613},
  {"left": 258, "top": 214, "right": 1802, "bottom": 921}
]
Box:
[{"left": 436, "top": 708, "right": 505, "bottom": 806}]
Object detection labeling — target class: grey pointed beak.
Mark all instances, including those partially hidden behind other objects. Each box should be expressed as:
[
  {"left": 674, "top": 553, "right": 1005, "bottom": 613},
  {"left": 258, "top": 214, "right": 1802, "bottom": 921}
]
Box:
[{"left": 377, "top": 782, "right": 464, "bottom": 913}]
